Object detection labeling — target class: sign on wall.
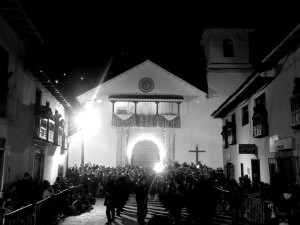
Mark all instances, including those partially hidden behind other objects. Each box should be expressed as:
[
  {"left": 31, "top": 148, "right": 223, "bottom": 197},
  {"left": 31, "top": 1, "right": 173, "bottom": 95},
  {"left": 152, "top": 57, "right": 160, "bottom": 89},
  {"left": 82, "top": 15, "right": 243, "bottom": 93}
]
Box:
[
  {"left": 274, "top": 137, "right": 294, "bottom": 151},
  {"left": 239, "top": 144, "right": 257, "bottom": 154},
  {"left": 269, "top": 135, "right": 279, "bottom": 152}
]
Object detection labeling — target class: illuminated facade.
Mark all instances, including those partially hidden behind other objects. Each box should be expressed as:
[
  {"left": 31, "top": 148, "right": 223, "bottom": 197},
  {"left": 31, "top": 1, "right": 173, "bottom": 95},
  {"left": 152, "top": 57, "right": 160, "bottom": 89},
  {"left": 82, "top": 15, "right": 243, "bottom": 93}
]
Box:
[
  {"left": 212, "top": 24, "right": 300, "bottom": 184},
  {"left": 68, "top": 28, "right": 255, "bottom": 169},
  {"left": 68, "top": 60, "right": 224, "bottom": 168}
]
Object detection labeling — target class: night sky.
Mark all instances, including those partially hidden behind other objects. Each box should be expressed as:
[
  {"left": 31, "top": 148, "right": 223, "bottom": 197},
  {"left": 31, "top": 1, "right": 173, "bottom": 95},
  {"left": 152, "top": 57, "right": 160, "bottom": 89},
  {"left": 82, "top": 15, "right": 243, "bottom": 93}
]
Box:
[{"left": 19, "top": 1, "right": 300, "bottom": 101}]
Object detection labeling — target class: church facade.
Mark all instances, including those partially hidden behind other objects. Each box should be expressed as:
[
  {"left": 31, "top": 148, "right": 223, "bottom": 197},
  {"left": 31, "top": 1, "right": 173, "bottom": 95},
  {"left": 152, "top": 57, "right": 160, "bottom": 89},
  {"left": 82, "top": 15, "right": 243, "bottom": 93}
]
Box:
[
  {"left": 68, "top": 28, "right": 254, "bottom": 169},
  {"left": 68, "top": 60, "right": 223, "bottom": 168}
]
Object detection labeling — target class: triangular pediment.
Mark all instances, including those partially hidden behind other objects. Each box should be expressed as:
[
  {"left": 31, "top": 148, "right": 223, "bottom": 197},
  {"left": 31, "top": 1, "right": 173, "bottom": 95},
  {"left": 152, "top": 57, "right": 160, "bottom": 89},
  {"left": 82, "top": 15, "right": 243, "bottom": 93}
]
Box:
[{"left": 77, "top": 60, "right": 207, "bottom": 102}]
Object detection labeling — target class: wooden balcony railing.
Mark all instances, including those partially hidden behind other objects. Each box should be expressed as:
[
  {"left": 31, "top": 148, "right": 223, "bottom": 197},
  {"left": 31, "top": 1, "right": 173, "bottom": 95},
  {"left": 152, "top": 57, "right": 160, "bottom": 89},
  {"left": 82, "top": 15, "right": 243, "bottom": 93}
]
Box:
[
  {"left": 252, "top": 113, "right": 268, "bottom": 138},
  {"left": 290, "top": 93, "right": 300, "bottom": 128},
  {"left": 112, "top": 113, "right": 181, "bottom": 128}
]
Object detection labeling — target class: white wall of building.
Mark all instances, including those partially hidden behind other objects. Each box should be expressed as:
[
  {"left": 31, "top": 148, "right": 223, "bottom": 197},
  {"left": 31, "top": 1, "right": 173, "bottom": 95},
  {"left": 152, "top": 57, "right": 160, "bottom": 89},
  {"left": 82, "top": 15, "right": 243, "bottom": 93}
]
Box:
[
  {"left": 222, "top": 44, "right": 300, "bottom": 183},
  {"left": 0, "top": 12, "right": 69, "bottom": 187}
]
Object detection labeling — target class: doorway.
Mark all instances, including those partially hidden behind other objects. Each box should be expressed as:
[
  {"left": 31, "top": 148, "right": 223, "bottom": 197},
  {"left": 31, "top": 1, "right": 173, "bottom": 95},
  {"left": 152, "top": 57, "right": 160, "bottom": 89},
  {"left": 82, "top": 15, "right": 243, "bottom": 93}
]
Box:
[
  {"left": 33, "top": 148, "right": 45, "bottom": 180},
  {"left": 277, "top": 157, "right": 297, "bottom": 184},
  {"left": 226, "top": 162, "right": 234, "bottom": 180},
  {"left": 131, "top": 140, "right": 160, "bottom": 169},
  {"left": 251, "top": 159, "right": 261, "bottom": 182}
]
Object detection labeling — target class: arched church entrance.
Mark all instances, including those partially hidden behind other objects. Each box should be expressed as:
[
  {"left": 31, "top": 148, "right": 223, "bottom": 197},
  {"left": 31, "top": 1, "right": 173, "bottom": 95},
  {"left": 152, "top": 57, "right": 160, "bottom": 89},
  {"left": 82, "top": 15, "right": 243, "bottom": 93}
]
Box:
[{"left": 131, "top": 140, "right": 160, "bottom": 168}]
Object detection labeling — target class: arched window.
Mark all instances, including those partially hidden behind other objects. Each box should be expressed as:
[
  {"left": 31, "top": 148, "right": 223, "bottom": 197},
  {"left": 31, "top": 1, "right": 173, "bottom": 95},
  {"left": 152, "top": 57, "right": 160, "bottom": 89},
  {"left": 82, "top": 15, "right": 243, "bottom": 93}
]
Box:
[{"left": 223, "top": 38, "right": 234, "bottom": 57}]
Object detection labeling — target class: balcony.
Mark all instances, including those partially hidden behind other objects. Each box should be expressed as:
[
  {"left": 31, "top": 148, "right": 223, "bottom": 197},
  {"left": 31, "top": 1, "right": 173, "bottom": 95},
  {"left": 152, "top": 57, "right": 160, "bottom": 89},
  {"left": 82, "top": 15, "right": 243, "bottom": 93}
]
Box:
[
  {"left": 112, "top": 113, "right": 181, "bottom": 128},
  {"left": 34, "top": 117, "right": 48, "bottom": 141},
  {"left": 227, "top": 121, "right": 236, "bottom": 145},
  {"left": 252, "top": 114, "right": 268, "bottom": 138},
  {"left": 34, "top": 105, "right": 56, "bottom": 143},
  {"left": 221, "top": 126, "right": 228, "bottom": 149},
  {"left": 109, "top": 94, "right": 183, "bottom": 128},
  {"left": 290, "top": 93, "right": 300, "bottom": 128},
  {"left": 227, "top": 128, "right": 236, "bottom": 145}
]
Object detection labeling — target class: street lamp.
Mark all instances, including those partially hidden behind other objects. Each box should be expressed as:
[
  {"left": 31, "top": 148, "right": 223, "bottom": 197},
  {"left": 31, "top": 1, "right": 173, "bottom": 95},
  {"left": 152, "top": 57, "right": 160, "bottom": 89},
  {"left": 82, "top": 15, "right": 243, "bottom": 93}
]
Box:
[
  {"left": 154, "top": 162, "right": 164, "bottom": 173},
  {"left": 76, "top": 99, "right": 101, "bottom": 176}
]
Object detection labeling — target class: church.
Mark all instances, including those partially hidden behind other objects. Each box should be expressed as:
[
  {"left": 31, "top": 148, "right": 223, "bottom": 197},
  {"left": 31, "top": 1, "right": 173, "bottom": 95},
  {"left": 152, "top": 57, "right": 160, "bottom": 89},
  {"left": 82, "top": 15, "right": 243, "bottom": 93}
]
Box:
[{"left": 68, "top": 28, "right": 254, "bottom": 169}]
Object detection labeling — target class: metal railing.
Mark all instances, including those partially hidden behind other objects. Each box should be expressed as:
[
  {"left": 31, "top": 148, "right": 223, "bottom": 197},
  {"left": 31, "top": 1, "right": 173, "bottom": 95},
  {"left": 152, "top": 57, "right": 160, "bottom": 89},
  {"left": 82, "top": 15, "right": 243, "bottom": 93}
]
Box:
[
  {"left": 3, "top": 204, "right": 34, "bottom": 225},
  {"left": 243, "top": 196, "right": 273, "bottom": 224},
  {"left": 2, "top": 184, "right": 83, "bottom": 225},
  {"left": 213, "top": 186, "right": 274, "bottom": 225}
]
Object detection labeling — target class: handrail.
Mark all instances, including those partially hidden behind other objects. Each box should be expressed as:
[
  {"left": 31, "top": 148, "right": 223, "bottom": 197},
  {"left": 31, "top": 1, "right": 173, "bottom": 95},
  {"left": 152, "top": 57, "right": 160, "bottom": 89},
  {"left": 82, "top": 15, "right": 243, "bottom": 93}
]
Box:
[
  {"left": 3, "top": 204, "right": 34, "bottom": 225},
  {"left": 2, "top": 185, "right": 83, "bottom": 225},
  {"left": 4, "top": 204, "right": 33, "bottom": 215},
  {"left": 213, "top": 185, "right": 230, "bottom": 193},
  {"left": 243, "top": 196, "right": 274, "bottom": 224}
]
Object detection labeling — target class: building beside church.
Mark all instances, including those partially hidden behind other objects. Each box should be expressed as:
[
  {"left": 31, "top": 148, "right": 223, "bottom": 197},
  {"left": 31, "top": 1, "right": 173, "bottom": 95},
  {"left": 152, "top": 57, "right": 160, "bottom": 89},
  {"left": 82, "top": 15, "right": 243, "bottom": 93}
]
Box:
[
  {"left": 0, "top": 0, "right": 70, "bottom": 188},
  {"left": 212, "top": 24, "right": 300, "bottom": 184}
]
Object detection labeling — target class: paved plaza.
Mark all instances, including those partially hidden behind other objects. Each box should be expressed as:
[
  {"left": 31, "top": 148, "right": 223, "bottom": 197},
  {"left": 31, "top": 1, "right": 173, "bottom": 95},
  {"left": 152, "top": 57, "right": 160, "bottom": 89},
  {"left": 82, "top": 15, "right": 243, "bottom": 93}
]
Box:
[
  {"left": 56, "top": 194, "right": 232, "bottom": 225},
  {"left": 57, "top": 195, "right": 173, "bottom": 225}
]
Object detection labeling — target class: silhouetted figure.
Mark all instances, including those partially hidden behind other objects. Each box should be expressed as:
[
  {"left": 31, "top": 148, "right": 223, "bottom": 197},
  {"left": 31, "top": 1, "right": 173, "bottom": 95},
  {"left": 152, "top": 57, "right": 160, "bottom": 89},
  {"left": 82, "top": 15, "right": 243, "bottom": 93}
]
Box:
[
  {"left": 103, "top": 176, "right": 116, "bottom": 225},
  {"left": 136, "top": 176, "right": 149, "bottom": 225}
]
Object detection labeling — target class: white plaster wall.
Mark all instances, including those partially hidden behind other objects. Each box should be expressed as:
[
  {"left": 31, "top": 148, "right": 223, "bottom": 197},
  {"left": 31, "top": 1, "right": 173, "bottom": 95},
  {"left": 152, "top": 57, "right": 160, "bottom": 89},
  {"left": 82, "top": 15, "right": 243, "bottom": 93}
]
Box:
[
  {"left": 176, "top": 96, "right": 223, "bottom": 168},
  {"left": 207, "top": 72, "right": 251, "bottom": 99}
]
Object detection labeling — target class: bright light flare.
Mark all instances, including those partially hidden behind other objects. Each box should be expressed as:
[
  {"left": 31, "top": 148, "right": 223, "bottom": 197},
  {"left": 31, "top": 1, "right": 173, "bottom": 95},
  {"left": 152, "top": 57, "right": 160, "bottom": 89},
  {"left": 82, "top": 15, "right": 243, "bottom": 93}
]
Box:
[
  {"left": 154, "top": 163, "right": 164, "bottom": 173},
  {"left": 76, "top": 105, "right": 100, "bottom": 136},
  {"left": 127, "top": 134, "right": 165, "bottom": 162}
]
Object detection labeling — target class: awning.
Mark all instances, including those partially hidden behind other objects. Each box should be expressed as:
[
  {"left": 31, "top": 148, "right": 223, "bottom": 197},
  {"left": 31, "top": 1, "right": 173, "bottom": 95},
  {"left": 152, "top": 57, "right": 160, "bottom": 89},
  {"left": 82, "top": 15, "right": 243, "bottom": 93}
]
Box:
[{"left": 108, "top": 94, "right": 184, "bottom": 102}]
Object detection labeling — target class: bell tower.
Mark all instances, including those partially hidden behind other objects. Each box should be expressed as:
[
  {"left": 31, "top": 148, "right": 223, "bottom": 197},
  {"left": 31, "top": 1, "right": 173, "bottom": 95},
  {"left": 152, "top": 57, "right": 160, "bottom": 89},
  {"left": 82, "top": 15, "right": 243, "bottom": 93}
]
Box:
[{"left": 200, "top": 28, "right": 254, "bottom": 101}]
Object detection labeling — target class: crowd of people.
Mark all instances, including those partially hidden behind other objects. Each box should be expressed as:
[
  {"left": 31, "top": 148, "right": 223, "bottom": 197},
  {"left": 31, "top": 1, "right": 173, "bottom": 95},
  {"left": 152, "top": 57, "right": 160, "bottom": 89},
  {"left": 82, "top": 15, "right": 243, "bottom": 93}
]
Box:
[
  {"left": 1, "top": 161, "right": 300, "bottom": 225},
  {"left": 0, "top": 171, "right": 97, "bottom": 222},
  {"left": 0, "top": 172, "right": 69, "bottom": 219},
  {"left": 65, "top": 162, "right": 234, "bottom": 224},
  {"left": 66, "top": 162, "right": 300, "bottom": 225}
]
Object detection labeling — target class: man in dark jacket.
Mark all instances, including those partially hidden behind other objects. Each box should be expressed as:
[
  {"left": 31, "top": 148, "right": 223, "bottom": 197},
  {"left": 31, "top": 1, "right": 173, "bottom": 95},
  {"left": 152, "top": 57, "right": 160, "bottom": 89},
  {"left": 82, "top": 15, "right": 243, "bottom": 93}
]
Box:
[
  {"left": 136, "top": 176, "right": 149, "bottom": 225},
  {"left": 103, "top": 176, "right": 116, "bottom": 225}
]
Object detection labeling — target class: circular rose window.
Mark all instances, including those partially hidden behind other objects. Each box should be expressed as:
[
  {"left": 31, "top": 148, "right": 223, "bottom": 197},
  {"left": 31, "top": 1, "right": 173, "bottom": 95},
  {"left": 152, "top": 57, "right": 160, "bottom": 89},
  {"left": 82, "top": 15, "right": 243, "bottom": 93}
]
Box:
[{"left": 139, "top": 77, "right": 154, "bottom": 93}]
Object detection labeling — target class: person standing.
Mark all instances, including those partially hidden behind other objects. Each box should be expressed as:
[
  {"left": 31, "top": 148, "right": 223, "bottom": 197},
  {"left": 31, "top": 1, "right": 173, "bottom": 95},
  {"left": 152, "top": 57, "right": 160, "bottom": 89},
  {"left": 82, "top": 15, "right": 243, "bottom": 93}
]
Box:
[
  {"left": 103, "top": 176, "right": 116, "bottom": 225},
  {"left": 136, "top": 176, "right": 149, "bottom": 225},
  {"left": 171, "top": 177, "right": 184, "bottom": 225}
]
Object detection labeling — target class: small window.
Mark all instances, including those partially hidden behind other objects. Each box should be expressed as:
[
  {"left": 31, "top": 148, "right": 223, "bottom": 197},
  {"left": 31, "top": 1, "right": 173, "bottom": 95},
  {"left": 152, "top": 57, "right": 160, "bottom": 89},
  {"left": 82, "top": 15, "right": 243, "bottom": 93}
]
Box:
[
  {"left": 116, "top": 107, "right": 128, "bottom": 114},
  {"left": 223, "top": 38, "right": 234, "bottom": 57},
  {"left": 231, "top": 113, "right": 236, "bottom": 124},
  {"left": 242, "top": 105, "right": 249, "bottom": 126},
  {"left": 255, "top": 93, "right": 265, "bottom": 106},
  {"left": 159, "top": 102, "right": 176, "bottom": 114}
]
